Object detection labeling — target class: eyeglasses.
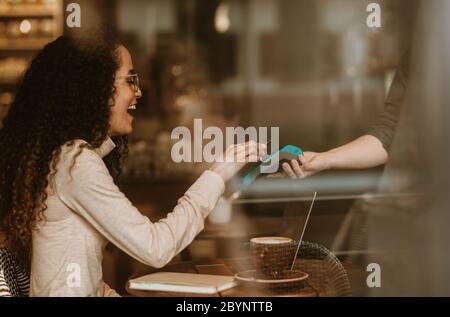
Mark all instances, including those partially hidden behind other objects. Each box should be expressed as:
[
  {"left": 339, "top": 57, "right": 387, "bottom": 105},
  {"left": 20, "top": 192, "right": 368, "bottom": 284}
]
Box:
[{"left": 116, "top": 73, "right": 140, "bottom": 93}]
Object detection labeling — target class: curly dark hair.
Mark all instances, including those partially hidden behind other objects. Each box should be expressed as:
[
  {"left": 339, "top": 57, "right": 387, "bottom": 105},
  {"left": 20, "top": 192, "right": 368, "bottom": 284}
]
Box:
[{"left": 0, "top": 29, "right": 128, "bottom": 266}]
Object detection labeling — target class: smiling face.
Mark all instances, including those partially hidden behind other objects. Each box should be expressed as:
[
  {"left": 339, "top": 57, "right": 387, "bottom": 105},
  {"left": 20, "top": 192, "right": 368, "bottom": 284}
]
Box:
[{"left": 108, "top": 45, "right": 142, "bottom": 137}]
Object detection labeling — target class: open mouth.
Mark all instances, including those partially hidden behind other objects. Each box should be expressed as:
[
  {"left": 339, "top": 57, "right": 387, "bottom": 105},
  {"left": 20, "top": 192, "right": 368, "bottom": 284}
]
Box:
[{"left": 127, "top": 104, "right": 137, "bottom": 114}]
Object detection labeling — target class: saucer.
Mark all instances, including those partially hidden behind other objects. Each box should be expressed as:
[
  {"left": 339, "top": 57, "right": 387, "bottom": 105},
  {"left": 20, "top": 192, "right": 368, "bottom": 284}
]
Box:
[{"left": 234, "top": 270, "right": 308, "bottom": 285}]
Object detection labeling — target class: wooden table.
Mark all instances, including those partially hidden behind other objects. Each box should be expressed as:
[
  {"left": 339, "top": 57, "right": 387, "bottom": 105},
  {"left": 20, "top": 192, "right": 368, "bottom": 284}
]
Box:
[{"left": 126, "top": 257, "right": 338, "bottom": 297}]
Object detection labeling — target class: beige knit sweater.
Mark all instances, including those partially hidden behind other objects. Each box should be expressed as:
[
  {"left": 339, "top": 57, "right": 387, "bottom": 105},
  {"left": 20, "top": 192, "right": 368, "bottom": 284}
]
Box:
[{"left": 30, "top": 138, "right": 224, "bottom": 296}]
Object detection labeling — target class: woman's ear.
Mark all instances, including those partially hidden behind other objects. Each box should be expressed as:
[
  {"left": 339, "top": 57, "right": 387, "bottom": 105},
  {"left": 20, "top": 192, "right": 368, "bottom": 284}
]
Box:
[{"left": 109, "top": 95, "right": 116, "bottom": 107}]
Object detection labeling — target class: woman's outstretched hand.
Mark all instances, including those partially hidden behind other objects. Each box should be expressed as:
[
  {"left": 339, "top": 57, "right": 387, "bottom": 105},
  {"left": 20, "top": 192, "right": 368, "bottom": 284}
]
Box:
[
  {"left": 281, "top": 151, "right": 331, "bottom": 179},
  {"left": 210, "top": 141, "right": 267, "bottom": 182}
]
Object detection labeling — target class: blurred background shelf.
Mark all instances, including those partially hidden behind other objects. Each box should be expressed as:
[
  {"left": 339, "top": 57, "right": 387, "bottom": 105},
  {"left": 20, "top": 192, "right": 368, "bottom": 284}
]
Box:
[
  {"left": 0, "top": 5, "right": 56, "bottom": 17},
  {"left": 0, "top": 37, "right": 54, "bottom": 50},
  {"left": 0, "top": 0, "right": 63, "bottom": 127}
]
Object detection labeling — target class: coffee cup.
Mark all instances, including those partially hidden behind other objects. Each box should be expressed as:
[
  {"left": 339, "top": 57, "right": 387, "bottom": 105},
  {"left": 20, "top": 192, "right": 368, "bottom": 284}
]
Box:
[{"left": 250, "top": 236, "right": 295, "bottom": 280}]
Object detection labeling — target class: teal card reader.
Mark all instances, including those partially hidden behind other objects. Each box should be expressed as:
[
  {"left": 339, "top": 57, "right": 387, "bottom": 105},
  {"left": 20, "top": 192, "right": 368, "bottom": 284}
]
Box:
[{"left": 240, "top": 145, "right": 303, "bottom": 186}]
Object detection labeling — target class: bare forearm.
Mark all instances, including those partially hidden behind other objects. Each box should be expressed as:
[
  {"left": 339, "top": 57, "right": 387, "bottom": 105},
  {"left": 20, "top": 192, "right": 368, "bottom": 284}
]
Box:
[{"left": 325, "top": 135, "right": 389, "bottom": 170}]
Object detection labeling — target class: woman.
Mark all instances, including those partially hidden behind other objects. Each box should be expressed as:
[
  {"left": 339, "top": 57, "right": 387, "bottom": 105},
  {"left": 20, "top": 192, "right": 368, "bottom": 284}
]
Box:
[{"left": 0, "top": 29, "right": 264, "bottom": 296}]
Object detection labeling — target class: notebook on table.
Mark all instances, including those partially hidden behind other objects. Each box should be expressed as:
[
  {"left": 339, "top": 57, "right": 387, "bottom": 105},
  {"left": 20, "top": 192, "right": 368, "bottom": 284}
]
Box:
[{"left": 128, "top": 272, "right": 238, "bottom": 295}]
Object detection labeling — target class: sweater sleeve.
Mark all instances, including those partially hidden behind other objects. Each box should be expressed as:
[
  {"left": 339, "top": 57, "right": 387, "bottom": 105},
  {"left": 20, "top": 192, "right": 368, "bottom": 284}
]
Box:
[
  {"left": 367, "top": 51, "right": 410, "bottom": 152},
  {"left": 54, "top": 147, "right": 224, "bottom": 268}
]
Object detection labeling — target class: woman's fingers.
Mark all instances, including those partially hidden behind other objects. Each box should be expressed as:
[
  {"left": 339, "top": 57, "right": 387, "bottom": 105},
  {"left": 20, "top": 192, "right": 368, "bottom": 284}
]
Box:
[
  {"left": 257, "top": 143, "right": 267, "bottom": 157},
  {"left": 242, "top": 140, "right": 265, "bottom": 156},
  {"left": 210, "top": 141, "right": 266, "bottom": 182},
  {"left": 282, "top": 162, "right": 296, "bottom": 179},
  {"left": 227, "top": 141, "right": 266, "bottom": 162},
  {"left": 291, "top": 159, "right": 305, "bottom": 178},
  {"left": 246, "top": 154, "right": 260, "bottom": 163}
]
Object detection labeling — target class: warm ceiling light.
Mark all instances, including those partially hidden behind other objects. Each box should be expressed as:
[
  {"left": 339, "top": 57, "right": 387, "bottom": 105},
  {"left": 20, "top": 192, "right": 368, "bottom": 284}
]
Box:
[
  {"left": 215, "top": 2, "right": 230, "bottom": 33},
  {"left": 19, "top": 20, "right": 32, "bottom": 34}
]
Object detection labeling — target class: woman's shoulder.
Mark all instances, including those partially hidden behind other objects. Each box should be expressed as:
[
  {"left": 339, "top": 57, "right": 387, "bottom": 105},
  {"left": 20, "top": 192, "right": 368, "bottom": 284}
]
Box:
[
  {"left": 59, "top": 138, "right": 115, "bottom": 159},
  {"left": 61, "top": 138, "right": 92, "bottom": 150},
  {"left": 56, "top": 139, "right": 104, "bottom": 171},
  {"left": 59, "top": 139, "right": 96, "bottom": 158},
  {"left": 46, "top": 139, "right": 105, "bottom": 193},
  {"left": 53, "top": 137, "right": 115, "bottom": 177}
]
